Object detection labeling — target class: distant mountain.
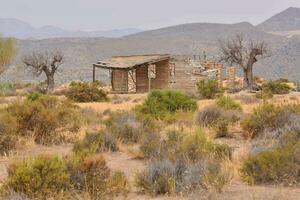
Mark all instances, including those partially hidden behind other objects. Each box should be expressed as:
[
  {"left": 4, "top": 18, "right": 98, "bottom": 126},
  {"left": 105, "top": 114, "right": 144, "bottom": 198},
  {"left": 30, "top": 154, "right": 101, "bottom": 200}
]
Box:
[
  {"left": 0, "top": 18, "right": 142, "bottom": 39},
  {"left": 257, "top": 7, "right": 300, "bottom": 32}
]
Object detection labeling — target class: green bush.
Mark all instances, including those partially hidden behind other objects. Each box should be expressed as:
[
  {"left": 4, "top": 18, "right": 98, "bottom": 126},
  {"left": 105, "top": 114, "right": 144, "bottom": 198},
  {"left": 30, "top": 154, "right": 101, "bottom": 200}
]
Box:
[
  {"left": 66, "top": 81, "right": 108, "bottom": 102},
  {"left": 73, "top": 131, "right": 118, "bottom": 155},
  {"left": 136, "top": 90, "right": 197, "bottom": 120},
  {"left": 26, "top": 92, "right": 42, "bottom": 101},
  {"left": 6, "top": 95, "right": 82, "bottom": 145},
  {"left": 216, "top": 96, "right": 242, "bottom": 110},
  {"left": 197, "top": 79, "right": 223, "bottom": 99},
  {"left": 262, "top": 80, "right": 291, "bottom": 95},
  {"left": 241, "top": 142, "right": 300, "bottom": 185},
  {"left": 5, "top": 155, "right": 70, "bottom": 199}
]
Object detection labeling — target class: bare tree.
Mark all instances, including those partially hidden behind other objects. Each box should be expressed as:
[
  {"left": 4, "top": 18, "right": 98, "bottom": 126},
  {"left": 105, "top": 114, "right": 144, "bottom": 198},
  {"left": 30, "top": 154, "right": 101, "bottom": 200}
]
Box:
[
  {"left": 219, "top": 34, "right": 269, "bottom": 89},
  {"left": 23, "top": 51, "right": 63, "bottom": 92}
]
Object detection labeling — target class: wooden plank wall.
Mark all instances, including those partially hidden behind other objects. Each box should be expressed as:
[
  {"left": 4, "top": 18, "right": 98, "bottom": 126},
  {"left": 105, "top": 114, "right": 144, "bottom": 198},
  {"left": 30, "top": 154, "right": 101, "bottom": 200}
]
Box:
[
  {"left": 152, "top": 60, "right": 169, "bottom": 89},
  {"left": 169, "top": 60, "right": 205, "bottom": 92},
  {"left": 136, "top": 65, "right": 149, "bottom": 93},
  {"left": 112, "top": 69, "right": 128, "bottom": 93}
]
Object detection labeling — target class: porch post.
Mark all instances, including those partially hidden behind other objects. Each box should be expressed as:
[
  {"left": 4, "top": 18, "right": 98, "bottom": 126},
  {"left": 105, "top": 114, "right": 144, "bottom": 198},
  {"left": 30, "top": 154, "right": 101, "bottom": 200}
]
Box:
[{"left": 92, "top": 65, "right": 96, "bottom": 82}]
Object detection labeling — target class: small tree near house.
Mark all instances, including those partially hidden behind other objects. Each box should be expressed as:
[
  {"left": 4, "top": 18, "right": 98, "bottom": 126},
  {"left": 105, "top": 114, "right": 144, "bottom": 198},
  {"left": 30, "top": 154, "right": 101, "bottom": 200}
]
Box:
[
  {"left": 219, "top": 34, "right": 269, "bottom": 90},
  {"left": 0, "top": 37, "right": 17, "bottom": 74},
  {"left": 23, "top": 51, "right": 63, "bottom": 92}
]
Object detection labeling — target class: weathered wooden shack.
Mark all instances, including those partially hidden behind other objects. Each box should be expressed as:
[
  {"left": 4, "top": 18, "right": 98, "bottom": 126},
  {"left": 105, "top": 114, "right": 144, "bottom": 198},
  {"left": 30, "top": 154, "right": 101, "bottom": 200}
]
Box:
[
  {"left": 93, "top": 54, "right": 170, "bottom": 93},
  {"left": 93, "top": 54, "right": 233, "bottom": 94}
]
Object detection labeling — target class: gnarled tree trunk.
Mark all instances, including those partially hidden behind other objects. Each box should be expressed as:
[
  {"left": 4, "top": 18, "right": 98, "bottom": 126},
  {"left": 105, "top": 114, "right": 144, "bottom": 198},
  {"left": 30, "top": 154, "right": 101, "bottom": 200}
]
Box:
[{"left": 46, "top": 75, "right": 55, "bottom": 92}]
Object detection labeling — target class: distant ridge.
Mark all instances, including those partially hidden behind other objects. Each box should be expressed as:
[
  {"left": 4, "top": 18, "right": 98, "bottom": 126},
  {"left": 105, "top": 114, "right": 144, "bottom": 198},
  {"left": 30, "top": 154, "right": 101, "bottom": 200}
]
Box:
[
  {"left": 257, "top": 7, "right": 300, "bottom": 32},
  {"left": 0, "top": 18, "right": 142, "bottom": 39}
]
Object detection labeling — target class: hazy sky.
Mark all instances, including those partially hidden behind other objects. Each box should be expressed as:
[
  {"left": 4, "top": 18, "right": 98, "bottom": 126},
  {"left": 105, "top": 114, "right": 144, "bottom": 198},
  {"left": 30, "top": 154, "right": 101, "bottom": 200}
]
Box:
[{"left": 1, "top": 0, "right": 300, "bottom": 31}]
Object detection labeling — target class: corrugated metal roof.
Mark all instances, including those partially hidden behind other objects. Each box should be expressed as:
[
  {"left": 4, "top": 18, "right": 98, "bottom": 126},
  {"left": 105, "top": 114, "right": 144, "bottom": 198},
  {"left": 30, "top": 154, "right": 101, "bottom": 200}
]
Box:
[{"left": 94, "top": 54, "right": 170, "bottom": 69}]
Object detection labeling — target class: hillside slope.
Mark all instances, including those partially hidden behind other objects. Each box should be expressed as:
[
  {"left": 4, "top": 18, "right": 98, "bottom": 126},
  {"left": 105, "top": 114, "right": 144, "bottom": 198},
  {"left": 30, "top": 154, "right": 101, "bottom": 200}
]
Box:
[{"left": 257, "top": 7, "right": 300, "bottom": 32}]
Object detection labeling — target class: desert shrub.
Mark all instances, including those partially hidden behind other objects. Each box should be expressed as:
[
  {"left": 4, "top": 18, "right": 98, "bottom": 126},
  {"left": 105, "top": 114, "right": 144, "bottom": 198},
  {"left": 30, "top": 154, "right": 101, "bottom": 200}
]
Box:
[
  {"left": 215, "top": 96, "right": 242, "bottom": 110},
  {"left": 0, "top": 83, "right": 16, "bottom": 97},
  {"left": 241, "top": 104, "right": 300, "bottom": 139},
  {"left": 196, "top": 106, "right": 222, "bottom": 127},
  {"left": 67, "top": 154, "right": 110, "bottom": 198},
  {"left": 241, "top": 142, "right": 300, "bottom": 185},
  {"left": 107, "top": 171, "right": 129, "bottom": 196},
  {"left": 197, "top": 79, "right": 223, "bottom": 99},
  {"left": 255, "top": 89, "right": 273, "bottom": 99},
  {"left": 214, "top": 119, "right": 229, "bottom": 138},
  {"left": 6, "top": 95, "right": 82, "bottom": 145},
  {"left": 136, "top": 159, "right": 231, "bottom": 195},
  {"left": 66, "top": 81, "right": 108, "bottom": 102},
  {"left": 0, "top": 113, "right": 17, "bottom": 155},
  {"left": 135, "top": 160, "right": 177, "bottom": 195},
  {"left": 26, "top": 92, "right": 42, "bottom": 101},
  {"left": 4, "top": 155, "right": 70, "bottom": 199},
  {"left": 196, "top": 106, "right": 241, "bottom": 128},
  {"left": 202, "top": 161, "right": 232, "bottom": 193},
  {"left": 241, "top": 103, "right": 280, "bottom": 139},
  {"left": 136, "top": 90, "right": 197, "bottom": 120},
  {"left": 180, "top": 130, "right": 232, "bottom": 161},
  {"left": 73, "top": 131, "right": 118, "bottom": 155},
  {"left": 262, "top": 80, "right": 291, "bottom": 95},
  {"left": 105, "top": 111, "right": 143, "bottom": 143},
  {"left": 140, "top": 132, "right": 162, "bottom": 159}
]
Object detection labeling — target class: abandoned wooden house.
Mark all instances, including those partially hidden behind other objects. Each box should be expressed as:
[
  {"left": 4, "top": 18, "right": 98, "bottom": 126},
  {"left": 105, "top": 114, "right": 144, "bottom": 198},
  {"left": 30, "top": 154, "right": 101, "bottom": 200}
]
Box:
[{"left": 93, "top": 54, "right": 236, "bottom": 93}]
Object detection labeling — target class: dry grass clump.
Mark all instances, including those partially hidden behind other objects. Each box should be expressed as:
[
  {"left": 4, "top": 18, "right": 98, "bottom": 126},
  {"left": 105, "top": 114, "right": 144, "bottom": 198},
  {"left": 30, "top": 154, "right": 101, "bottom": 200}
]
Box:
[
  {"left": 0, "top": 95, "right": 83, "bottom": 154},
  {"left": 66, "top": 81, "right": 109, "bottom": 102},
  {"left": 241, "top": 139, "right": 300, "bottom": 186},
  {"left": 234, "top": 94, "right": 259, "bottom": 104},
  {"left": 215, "top": 96, "right": 242, "bottom": 111},
  {"left": 136, "top": 129, "right": 233, "bottom": 195},
  {"left": 0, "top": 112, "right": 18, "bottom": 155},
  {"left": 73, "top": 131, "right": 118, "bottom": 155},
  {"left": 241, "top": 103, "right": 300, "bottom": 139},
  {"left": 196, "top": 105, "right": 242, "bottom": 138},
  {"left": 136, "top": 158, "right": 232, "bottom": 195},
  {"left": 5, "top": 95, "right": 82, "bottom": 145},
  {"left": 262, "top": 80, "right": 292, "bottom": 95},
  {"left": 105, "top": 110, "right": 158, "bottom": 144}
]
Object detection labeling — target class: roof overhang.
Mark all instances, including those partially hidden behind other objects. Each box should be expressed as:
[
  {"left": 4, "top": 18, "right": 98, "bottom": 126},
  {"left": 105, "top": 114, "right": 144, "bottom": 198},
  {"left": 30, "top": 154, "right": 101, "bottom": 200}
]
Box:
[{"left": 93, "top": 54, "right": 170, "bottom": 70}]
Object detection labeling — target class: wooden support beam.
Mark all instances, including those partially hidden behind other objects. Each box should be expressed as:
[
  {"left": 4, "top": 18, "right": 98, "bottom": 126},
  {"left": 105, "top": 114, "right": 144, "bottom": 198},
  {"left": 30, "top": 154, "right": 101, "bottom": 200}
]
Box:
[
  {"left": 92, "top": 65, "right": 96, "bottom": 82},
  {"left": 148, "top": 65, "right": 151, "bottom": 93}
]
